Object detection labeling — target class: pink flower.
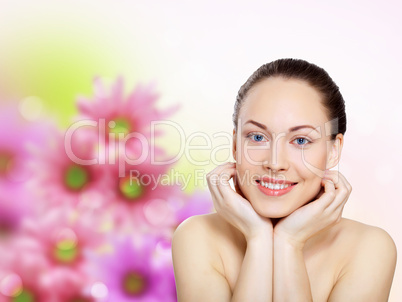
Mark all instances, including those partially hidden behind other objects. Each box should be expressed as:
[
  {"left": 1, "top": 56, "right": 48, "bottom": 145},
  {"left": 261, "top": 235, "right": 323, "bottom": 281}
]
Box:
[
  {"left": 76, "top": 77, "right": 180, "bottom": 158},
  {"left": 0, "top": 206, "right": 104, "bottom": 301},
  {"left": 100, "top": 152, "right": 180, "bottom": 234},
  {"left": 21, "top": 205, "right": 105, "bottom": 269},
  {"left": 27, "top": 129, "right": 111, "bottom": 207},
  {"left": 0, "top": 101, "right": 53, "bottom": 185},
  {"left": 0, "top": 236, "right": 49, "bottom": 302},
  {"left": 0, "top": 189, "right": 31, "bottom": 241},
  {"left": 0, "top": 101, "right": 54, "bottom": 239},
  {"left": 89, "top": 234, "right": 176, "bottom": 302},
  {"left": 0, "top": 235, "right": 95, "bottom": 302}
]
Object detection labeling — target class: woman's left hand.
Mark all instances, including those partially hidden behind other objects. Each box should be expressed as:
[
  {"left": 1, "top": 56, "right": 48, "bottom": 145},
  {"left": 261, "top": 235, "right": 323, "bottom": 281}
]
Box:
[{"left": 273, "top": 170, "right": 352, "bottom": 249}]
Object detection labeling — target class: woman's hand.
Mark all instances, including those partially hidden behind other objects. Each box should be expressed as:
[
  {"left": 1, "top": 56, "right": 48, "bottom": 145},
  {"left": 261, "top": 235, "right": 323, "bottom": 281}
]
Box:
[
  {"left": 206, "top": 162, "right": 273, "bottom": 241},
  {"left": 273, "top": 170, "right": 352, "bottom": 249}
]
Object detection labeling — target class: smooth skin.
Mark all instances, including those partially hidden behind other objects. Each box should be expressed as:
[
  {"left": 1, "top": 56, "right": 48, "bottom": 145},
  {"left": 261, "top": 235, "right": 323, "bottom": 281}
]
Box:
[{"left": 172, "top": 78, "right": 397, "bottom": 301}]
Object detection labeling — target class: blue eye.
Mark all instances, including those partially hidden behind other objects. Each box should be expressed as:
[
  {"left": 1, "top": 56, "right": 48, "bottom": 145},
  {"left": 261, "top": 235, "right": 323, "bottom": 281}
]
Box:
[
  {"left": 247, "top": 133, "right": 267, "bottom": 142},
  {"left": 252, "top": 134, "right": 264, "bottom": 142},
  {"left": 293, "top": 137, "right": 311, "bottom": 146}
]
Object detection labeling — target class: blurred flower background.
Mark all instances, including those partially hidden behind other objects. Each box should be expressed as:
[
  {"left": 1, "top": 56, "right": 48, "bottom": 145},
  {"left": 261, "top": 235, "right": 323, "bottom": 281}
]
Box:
[
  {"left": 1, "top": 0, "right": 402, "bottom": 301},
  {"left": 0, "top": 76, "right": 214, "bottom": 301}
]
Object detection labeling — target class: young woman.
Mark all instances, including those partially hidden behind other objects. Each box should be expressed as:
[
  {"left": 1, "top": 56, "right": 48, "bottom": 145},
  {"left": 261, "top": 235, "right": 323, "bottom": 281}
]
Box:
[{"left": 172, "top": 58, "right": 397, "bottom": 301}]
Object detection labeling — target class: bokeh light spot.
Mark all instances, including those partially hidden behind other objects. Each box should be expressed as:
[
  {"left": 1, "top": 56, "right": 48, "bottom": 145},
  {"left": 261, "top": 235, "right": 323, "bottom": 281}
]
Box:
[
  {"left": 143, "top": 198, "right": 172, "bottom": 226},
  {"left": 18, "top": 96, "right": 43, "bottom": 121},
  {"left": 0, "top": 273, "right": 22, "bottom": 297},
  {"left": 90, "top": 282, "right": 108, "bottom": 299}
]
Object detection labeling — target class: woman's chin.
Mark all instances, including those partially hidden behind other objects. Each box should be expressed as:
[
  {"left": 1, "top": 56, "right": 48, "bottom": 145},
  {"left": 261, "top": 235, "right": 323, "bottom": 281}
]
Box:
[{"left": 252, "top": 203, "right": 294, "bottom": 219}]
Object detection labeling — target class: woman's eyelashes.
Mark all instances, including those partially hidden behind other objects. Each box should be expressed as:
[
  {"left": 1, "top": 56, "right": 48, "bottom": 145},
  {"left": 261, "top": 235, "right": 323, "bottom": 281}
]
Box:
[
  {"left": 291, "top": 137, "right": 313, "bottom": 148},
  {"left": 245, "top": 132, "right": 313, "bottom": 147},
  {"left": 246, "top": 132, "right": 268, "bottom": 142}
]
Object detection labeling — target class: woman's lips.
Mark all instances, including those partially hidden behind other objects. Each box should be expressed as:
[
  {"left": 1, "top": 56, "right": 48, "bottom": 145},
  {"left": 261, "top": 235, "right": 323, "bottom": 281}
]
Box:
[{"left": 255, "top": 179, "right": 297, "bottom": 197}]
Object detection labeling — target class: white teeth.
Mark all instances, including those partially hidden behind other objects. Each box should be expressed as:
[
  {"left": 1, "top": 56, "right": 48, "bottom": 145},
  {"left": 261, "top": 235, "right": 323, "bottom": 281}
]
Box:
[{"left": 260, "top": 180, "right": 291, "bottom": 190}]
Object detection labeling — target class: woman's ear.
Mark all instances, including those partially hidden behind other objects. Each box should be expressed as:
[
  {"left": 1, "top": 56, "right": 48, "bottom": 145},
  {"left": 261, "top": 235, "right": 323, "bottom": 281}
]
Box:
[
  {"left": 326, "top": 133, "right": 344, "bottom": 169},
  {"left": 232, "top": 128, "right": 237, "bottom": 161}
]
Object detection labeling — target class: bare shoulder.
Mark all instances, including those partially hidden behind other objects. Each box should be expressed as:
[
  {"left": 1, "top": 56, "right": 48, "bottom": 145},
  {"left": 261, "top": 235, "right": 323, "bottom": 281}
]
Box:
[
  {"left": 336, "top": 218, "right": 397, "bottom": 255},
  {"left": 172, "top": 213, "right": 236, "bottom": 262},
  {"left": 172, "top": 213, "right": 227, "bottom": 274},
  {"left": 172, "top": 213, "right": 215, "bottom": 260},
  {"left": 172, "top": 213, "right": 233, "bottom": 301},
  {"left": 173, "top": 213, "right": 226, "bottom": 246},
  {"left": 327, "top": 218, "right": 397, "bottom": 301}
]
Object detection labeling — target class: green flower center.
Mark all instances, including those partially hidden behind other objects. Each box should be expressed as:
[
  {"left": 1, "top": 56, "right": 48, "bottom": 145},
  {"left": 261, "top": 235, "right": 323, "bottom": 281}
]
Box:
[
  {"left": 13, "top": 289, "right": 34, "bottom": 302},
  {"left": 54, "top": 239, "right": 79, "bottom": 263},
  {"left": 64, "top": 165, "right": 89, "bottom": 191},
  {"left": 109, "top": 118, "right": 131, "bottom": 137},
  {"left": 119, "top": 176, "right": 143, "bottom": 200},
  {"left": 123, "top": 272, "right": 147, "bottom": 296},
  {"left": 0, "top": 152, "right": 13, "bottom": 175}
]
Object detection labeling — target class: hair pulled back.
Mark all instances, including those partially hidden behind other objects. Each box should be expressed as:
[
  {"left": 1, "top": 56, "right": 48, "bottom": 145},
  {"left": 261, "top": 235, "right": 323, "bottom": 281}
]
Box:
[{"left": 233, "top": 58, "right": 346, "bottom": 140}]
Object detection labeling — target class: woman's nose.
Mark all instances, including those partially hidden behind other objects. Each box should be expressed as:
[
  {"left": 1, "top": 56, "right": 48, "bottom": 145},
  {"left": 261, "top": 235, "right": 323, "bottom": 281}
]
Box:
[{"left": 263, "top": 134, "right": 289, "bottom": 172}]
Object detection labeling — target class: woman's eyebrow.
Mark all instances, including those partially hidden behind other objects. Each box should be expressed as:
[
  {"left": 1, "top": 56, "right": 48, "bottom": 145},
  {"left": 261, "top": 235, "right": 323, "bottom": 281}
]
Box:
[{"left": 244, "top": 119, "right": 319, "bottom": 133}]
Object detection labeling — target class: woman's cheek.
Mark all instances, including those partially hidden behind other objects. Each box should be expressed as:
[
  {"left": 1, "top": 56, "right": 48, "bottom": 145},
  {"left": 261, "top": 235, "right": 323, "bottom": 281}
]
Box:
[
  {"left": 241, "top": 148, "right": 268, "bottom": 166},
  {"left": 297, "top": 147, "right": 327, "bottom": 177}
]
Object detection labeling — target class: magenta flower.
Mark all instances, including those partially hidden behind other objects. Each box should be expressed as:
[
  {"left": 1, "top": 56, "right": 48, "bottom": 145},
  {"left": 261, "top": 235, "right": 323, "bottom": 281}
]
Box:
[
  {"left": 0, "top": 206, "right": 104, "bottom": 301},
  {"left": 27, "top": 129, "right": 111, "bottom": 207},
  {"left": 0, "top": 101, "right": 53, "bottom": 185},
  {"left": 89, "top": 234, "right": 176, "bottom": 302},
  {"left": 99, "top": 145, "right": 180, "bottom": 232},
  {"left": 0, "top": 236, "right": 49, "bottom": 302},
  {"left": 0, "top": 188, "right": 31, "bottom": 241},
  {"left": 0, "top": 101, "right": 54, "bottom": 239},
  {"left": 20, "top": 205, "right": 105, "bottom": 269},
  {"left": 76, "top": 77, "right": 180, "bottom": 157},
  {"left": 0, "top": 235, "right": 95, "bottom": 302}
]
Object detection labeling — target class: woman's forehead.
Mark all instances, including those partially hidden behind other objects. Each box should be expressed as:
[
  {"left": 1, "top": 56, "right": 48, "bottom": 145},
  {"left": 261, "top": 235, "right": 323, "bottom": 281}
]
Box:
[{"left": 239, "top": 77, "right": 329, "bottom": 128}]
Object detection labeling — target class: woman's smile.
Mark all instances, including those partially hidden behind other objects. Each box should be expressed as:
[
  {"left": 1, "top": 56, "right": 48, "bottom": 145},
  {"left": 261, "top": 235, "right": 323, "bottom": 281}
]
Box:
[{"left": 255, "top": 178, "right": 298, "bottom": 197}]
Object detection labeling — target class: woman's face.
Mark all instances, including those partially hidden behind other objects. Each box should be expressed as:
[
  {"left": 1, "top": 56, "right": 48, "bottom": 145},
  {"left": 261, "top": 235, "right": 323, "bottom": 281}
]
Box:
[{"left": 233, "top": 77, "right": 342, "bottom": 218}]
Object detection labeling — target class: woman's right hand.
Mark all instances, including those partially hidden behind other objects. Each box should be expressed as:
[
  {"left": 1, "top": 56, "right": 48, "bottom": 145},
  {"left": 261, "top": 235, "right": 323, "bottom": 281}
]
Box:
[{"left": 206, "top": 162, "right": 273, "bottom": 242}]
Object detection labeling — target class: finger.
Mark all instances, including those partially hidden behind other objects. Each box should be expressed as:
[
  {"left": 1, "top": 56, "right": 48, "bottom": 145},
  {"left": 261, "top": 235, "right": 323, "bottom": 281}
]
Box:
[
  {"left": 318, "top": 178, "right": 336, "bottom": 209},
  {"left": 335, "top": 172, "right": 352, "bottom": 193},
  {"left": 325, "top": 174, "right": 351, "bottom": 212},
  {"left": 209, "top": 165, "right": 238, "bottom": 204},
  {"left": 217, "top": 166, "right": 237, "bottom": 197},
  {"left": 323, "top": 169, "right": 339, "bottom": 185},
  {"left": 234, "top": 171, "right": 246, "bottom": 198},
  {"left": 323, "top": 171, "right": 352, "bottom": 194},
  {"left": 324, "top": 171, "right": 350, "bottom": 199},
  {"left": 206, "top": 175, "right": 224, "bottom": 205},
  {"left": 206, "top": 162, "right": 236, "bottom": 197},
  {"left": 206, "top": 162, "right": 236, "bottom": 179},
  {"left": 206, "top": 164, "right": 232, "bottom": 201},
  {"left": 217, "top": 167, "right": 251, "bottom": 209},
  {"left": 332, "top": 176, "right": 351, "bottom": 212}
]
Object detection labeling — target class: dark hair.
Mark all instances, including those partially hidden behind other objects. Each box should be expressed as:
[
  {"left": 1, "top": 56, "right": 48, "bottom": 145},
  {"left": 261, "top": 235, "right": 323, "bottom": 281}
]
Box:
[{"left": 233, "top": 58, "right": 346, "bottom": 140}]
